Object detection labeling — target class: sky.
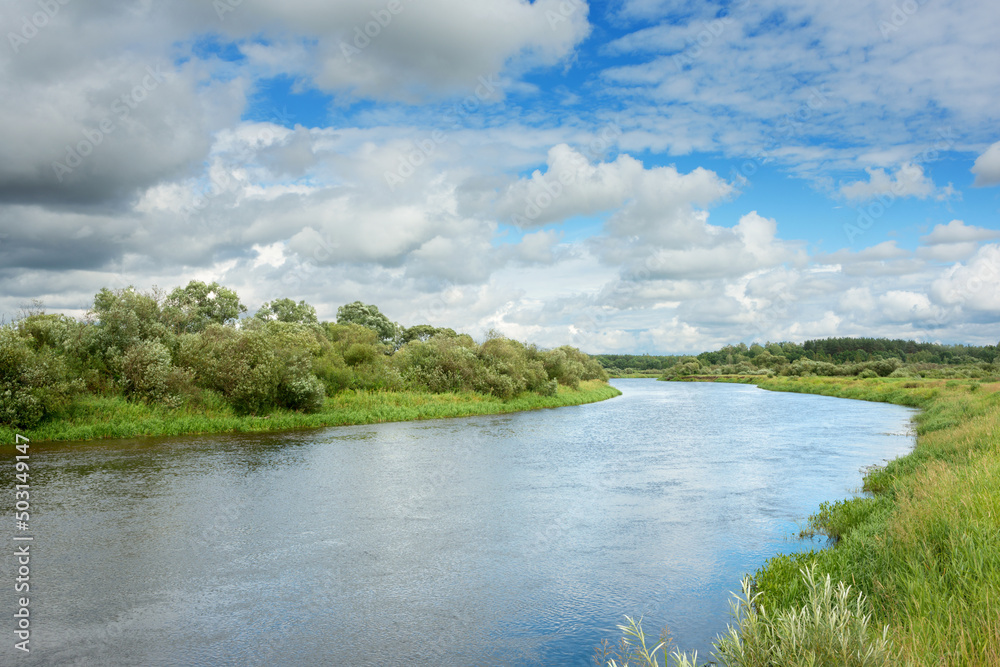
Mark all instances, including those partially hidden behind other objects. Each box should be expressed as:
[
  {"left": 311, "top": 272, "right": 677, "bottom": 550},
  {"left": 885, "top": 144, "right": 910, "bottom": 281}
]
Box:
[{"left": 1, "top": 0, "right": 999, "bottom": 354}]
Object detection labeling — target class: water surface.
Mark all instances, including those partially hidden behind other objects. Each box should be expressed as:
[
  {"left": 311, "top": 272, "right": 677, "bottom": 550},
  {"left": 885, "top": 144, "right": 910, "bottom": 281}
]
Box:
[{"left": 6, "top": 380, "right": 916, "bottom": 665}]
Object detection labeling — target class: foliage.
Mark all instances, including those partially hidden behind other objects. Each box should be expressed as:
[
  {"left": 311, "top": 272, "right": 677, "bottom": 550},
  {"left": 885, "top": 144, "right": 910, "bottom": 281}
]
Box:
[
  {"left": 1, "top": 284, "right": 613, "bottom": 429},
  {"left": 87, "top": 286, "right": 174, "bottom": 373},
  {"left": 0, "top": 326, "right": 80, "bottom": 428},
  {"left": 400, "top": 324, "right": 458, "bottom": 344},
  {"left": 599, "top": 338, "right": 999, "bottom": 380},
  {"left": 599, "top": 567, "right": 890, "bottom": 667},
  {"left": 594, "top": 616, "right": 704, "bottom": 667},
  {"left": 119, "top": 339, "right": 173, "bottom": 403},
  {"left": 1, "top": 380, "right": 621, "bottom": 444},
  {"left": 745, "top": 376, "right": 1000, "bottom": 665},
  {"left": 336, "top": 301, "right": 400, "bottom": 345},
  {"left": 713, "top": 568, "right": 890, "bottom": 667},
  {"left": 162, "top": 280, "right": 246, "bottom": 333},
  {"left": 254, "top": 298, "right": 318, "bottom": 324},
  {"left": 177, "top": 324, "right": 281, "bottom": 414}
]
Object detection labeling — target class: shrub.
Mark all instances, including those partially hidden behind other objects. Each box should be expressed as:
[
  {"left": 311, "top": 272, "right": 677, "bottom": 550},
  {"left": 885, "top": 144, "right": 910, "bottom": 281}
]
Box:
[
  {"left": 0, "top": 327, "right": 80, "bottom": 428},
  {"left": 177, "top": 325, "right": 281, "bottom": 414},
  {"left": 84, "top": 287, "right": 178, "bottom": 384},
  {"left": 275, "top": 362, "right": 326, "bottom": 412},
  {"left": 120, "top": 340, "right": 173, "bottom": 403}
]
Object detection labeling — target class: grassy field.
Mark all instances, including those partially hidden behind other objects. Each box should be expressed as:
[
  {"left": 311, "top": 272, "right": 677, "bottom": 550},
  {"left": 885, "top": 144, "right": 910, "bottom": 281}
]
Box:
[
  {"left": 0, "top": 380, "right": 621, "bottom": 444},
  {"left": 700, "top": 375, "right": 1000, "bottom": 665}
]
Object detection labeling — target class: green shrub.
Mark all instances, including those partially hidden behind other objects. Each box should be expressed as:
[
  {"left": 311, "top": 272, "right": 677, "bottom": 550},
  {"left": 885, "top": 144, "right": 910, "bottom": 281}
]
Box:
[
  {"left": 275, "top": 362, "right": 326, "bottom": 413},
  {"left": 120, "top": 340, "right": 173, "bottom": 403},
  {"left": 177, "top": 325, "right": 281, "bottom": 414},
  {"left": 0, "top": 327, "right": 81, "bottom": 428}
]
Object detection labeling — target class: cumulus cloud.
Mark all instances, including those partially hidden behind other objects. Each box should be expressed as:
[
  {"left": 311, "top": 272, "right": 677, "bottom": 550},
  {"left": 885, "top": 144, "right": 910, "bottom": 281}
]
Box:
[
  {"left": 917, "top": 220, "right": 1000, "bottom": 262},
  {"left": 2, "top": 0, "right": 998, "bottom": 355},
  {"left": 838, "top": 162, "right": 946, "bottom": 203},
  {"left": 494, "top": 144, "right": 733, "bottom": 231},
  {"left": 214, "top": 0, "right": 590, "bottom": 101},
  {"left": 931, "top": 244, "right": 1000, "bottom": 312},
  {"left": 877, "top": 290, "right": 945, "bottom": 324},
  {"left": 971, "top": 141, "right": 1000, "bottom": 187}
]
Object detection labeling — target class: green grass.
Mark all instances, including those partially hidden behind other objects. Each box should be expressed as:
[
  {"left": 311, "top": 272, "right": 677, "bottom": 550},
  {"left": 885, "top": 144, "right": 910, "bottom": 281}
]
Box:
[
  {"left": 736, "top": 376, "right": 1000, "bottom": 666},
  {"left": 0, "top": 380, "right": 621, "bottom": 444},
  {"left": 605, "top": 375, "right": 999, "bottom": 665}
]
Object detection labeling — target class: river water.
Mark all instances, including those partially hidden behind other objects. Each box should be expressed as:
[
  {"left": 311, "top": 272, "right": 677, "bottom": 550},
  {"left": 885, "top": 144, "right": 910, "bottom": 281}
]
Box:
[{"left": 5, "top": 379, "right": 916, "bottom": 666}]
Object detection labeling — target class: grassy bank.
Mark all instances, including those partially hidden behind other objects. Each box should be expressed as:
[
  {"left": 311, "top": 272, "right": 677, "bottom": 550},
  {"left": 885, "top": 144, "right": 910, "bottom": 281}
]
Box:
[
  {"left": 1, "top": 380, "right": 621, "bottom": 444},
  {"left": 715, "top": 375, "right": 1000, "bottom": 665}
]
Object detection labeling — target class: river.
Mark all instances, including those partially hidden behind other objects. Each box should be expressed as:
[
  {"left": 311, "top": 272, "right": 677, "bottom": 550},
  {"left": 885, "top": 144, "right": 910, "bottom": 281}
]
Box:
[{"left": 6, "top": 379, "right": 916, "bottom": 666}]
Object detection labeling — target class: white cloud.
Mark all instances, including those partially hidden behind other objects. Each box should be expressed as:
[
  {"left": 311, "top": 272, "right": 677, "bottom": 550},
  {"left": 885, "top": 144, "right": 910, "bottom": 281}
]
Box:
[
  {"left": 931, "top": 244, "right": 1000, "bottom": 312},
  {"left": 971, "top": 141, "right": 1000, "bottom": 187},
  {"left": 838, "top": 162, "right": 943, "bottom": 203},
  {"left": 921, "top": 220, "right": 1000, "bottom": 245},
  {"left": 917, "top": 220, "right": 1000, "bottom": 262},
  {"left": 877, "top": 290, "right": 945, "bottom": 324},
  {"left": 220, "top": 0, "right": 591, "bottom": 101}
]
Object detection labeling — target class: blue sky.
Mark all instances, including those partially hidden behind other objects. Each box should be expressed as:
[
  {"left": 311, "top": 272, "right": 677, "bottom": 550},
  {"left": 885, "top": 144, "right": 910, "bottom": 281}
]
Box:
[{"left": 1, "top": 0, "right": 999, "bottom": 352}]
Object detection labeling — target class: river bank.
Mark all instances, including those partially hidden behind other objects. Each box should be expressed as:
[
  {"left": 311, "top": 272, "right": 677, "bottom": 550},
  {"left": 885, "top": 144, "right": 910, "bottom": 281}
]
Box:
[
  {"left": 0, "top": 379, "right": 621, "bottom": 444},
  {"left": 689, "top": 375, "right": 999, "bottom": 665}
]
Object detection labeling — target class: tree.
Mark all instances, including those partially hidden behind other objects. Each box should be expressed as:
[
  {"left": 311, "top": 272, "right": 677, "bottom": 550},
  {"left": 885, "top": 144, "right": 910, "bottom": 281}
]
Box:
[
  {"left": 336, "top": 301, "right": 399, "bottom": 345},
  {"left": 400, "top": 324, "right": 458, "bottom": 344},
  {"left": 162, "top": 281, "right": 246, "bottom": 333},
  {"left": 88, "top": 286, "right": 173, "bottom": 372},
  {"left": 0, "top": 327, "right": 80, "bottom": 427},
  {"left": 254, "top": 298, "right": 318, "bottom": 324}
]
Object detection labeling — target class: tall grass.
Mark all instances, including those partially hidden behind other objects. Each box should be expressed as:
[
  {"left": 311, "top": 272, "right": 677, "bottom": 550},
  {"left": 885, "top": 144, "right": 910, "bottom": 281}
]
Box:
[
  {"left": 744, "top": 377, "right": 1000, "bottom": 665},
  {"left": 612, "top": 376, "right": 1000, "bottom": 665},
  {"left": 0, "top": 380, "right": 621, "bottom": 444},
  {"left": 599, "top": 566, "right": 890, "bottom": 667}
]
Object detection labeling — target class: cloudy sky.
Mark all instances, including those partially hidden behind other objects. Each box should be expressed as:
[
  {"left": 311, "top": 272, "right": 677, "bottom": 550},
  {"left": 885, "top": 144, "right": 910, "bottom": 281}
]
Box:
[{"left": 1, "top": 0, "right": 999, "bottom": 353}]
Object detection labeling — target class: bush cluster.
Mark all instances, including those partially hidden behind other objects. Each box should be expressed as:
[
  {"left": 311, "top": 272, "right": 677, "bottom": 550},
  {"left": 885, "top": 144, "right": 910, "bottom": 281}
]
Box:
[{"left": 0, "top": 283, "right": 608, "bottom": 426}]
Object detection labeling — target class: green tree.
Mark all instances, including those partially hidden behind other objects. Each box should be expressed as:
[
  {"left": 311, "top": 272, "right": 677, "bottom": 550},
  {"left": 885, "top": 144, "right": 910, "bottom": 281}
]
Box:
[
  {"left": 162, "top": 281, "right": 246, "bottom": 333},
  {"left": 0, "top": 327, "right": 80, "bottom": 427},
  {"left": 400, "top": 324, "right": 458, "bottom": 344},
  {"left": 120, "top": 340, "right": 174, "bottom": 403},
  {"left": 336, "top": 301, "right": 399, "bottom": 345},
  {"left": 254, "top": 298, "right": 318, "bottom": 324},
  {"left": 87, "top": 286, "right": 173, "bottom": 376}
]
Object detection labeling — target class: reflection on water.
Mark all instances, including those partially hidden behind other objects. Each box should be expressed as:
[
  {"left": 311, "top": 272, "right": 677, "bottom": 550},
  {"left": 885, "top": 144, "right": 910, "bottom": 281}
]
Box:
[{"left": 6, "top": 380, "right": 916, "bottom": 665}]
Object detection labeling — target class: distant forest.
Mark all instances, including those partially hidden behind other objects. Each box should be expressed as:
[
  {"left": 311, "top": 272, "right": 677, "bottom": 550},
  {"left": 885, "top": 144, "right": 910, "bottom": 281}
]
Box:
[{"left": 598, "top": 337, "right": 1000, "bottom": 379}]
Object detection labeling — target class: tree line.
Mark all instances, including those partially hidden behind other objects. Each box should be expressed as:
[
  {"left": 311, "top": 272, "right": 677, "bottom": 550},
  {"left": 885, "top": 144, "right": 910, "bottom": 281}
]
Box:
[
  {"left": 598, "top": 337, "right": 1000, "bottom": 379},
  {"left": 0, "top": 281, "right": 607, "bottom": 429}
]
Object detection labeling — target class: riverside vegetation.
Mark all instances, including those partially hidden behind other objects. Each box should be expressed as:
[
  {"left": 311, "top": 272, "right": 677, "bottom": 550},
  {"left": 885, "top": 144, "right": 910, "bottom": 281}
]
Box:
[
  {"left": 597, "top": 340, "right": 999, "bottom": 666},
  {"left": 0, "top": 281, "right": 615, "bottom": 443}
]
